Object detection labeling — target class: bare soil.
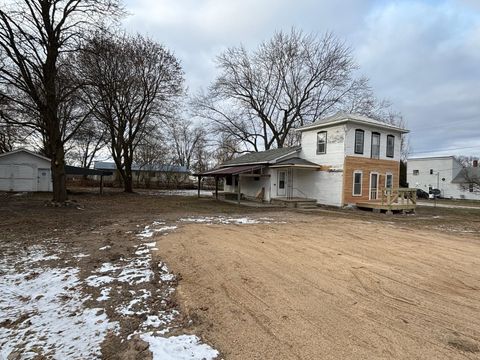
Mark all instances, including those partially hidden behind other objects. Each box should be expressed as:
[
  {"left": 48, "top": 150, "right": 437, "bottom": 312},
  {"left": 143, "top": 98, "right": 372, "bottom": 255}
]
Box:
[
  {"left": 1, "top": 188, "right": 480, "bottom": 359},
  {"left": 156, "top": 212, "right": 480, "bottom": 359}
]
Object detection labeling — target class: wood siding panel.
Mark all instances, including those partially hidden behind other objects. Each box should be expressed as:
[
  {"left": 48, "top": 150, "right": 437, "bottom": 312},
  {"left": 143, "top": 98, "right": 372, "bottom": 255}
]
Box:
[{"left": 343, "top": 156, "right": 400, "bottom": 205}]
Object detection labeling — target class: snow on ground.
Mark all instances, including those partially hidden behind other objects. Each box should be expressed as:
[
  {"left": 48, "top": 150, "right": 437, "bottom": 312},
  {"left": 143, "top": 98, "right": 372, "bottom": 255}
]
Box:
[
  {"left": 0, "top": 249, "right": 117, "bottom": 359},
  {"left": 140, "top": 334, "right": 219, "bottom": 360},
  {"left": 84, "top": 220, "right": 218, "bottom": 359},
  {"left": 1, "top": 214, "right": 278, "bottom": 359},
  {"left": 179, "top": 215, "right": 284, "bottom": 225},
  {"left": 147, "top": 189, "right": 212, "bottom": 197}
]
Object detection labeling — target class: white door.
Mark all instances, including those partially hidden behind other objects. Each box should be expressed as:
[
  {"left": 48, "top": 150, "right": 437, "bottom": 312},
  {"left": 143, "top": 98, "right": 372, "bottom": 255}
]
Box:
[
  {"left": 277, "top": 170, "right": 286, "bottom": 196},
  {"left": 0, "top": 164, "right": 36, "bottom": 191},
  {"left": 370, "top": 173, "right": 379, "bottom": 200},
  {"left": 37, "top": 168, "right": 51, "bottom": 191}
]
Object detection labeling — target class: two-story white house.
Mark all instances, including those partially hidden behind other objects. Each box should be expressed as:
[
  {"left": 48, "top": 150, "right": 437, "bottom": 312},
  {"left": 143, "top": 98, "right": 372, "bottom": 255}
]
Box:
[
  {"left": 407, "top": 156, "right": 480, "bottom": 200},
  {"left": 199, "top": 113, "right": 409, "bottom": 208}
]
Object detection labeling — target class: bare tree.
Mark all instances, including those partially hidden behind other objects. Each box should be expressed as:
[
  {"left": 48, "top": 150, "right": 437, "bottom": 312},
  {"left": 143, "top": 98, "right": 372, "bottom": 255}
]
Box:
[
  {"left": 79, "top": 32, "right": 184, "bottom": 192},
  {"left": 193, "top": 29, "right": 370, "bottom": 151},
  {"left": 456, "top": 156, "right": 480, "bottom": 193},
  {"left": 0, "top": 0, "right": 122, "bottom": 202},
  {"left": 67, "top": 117, "right": 108, "bottom": 169},
  {"left": 167, "top": 118, "right": 206, "bottom": 171},
  {"left": 133, "top": 131, "right": 170, "bottom": 188}
]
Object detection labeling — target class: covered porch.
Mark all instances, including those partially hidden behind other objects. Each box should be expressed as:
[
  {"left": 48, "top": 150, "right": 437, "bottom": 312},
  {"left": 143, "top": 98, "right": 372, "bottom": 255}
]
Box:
[
  {"left": 269, "top": 158, "right": 324, "bottom": 208},
  {"left": 195, "top": 164, "right": 270, "bottom": 204}
]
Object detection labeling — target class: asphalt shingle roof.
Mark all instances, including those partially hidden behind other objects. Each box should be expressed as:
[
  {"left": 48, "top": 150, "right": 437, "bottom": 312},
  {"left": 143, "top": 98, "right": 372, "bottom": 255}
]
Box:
[
  {"left": 220, "top": 147, "right": 301, "bottom": 167},
  {"left": 94, "top": 161, "right": 189, "bottom": 173}
]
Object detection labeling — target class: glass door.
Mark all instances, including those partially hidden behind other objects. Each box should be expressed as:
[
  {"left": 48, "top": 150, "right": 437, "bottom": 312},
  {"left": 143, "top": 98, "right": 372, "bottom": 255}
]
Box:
[
  {"left": 370, "top": 173, "right": 378, "bottom": 200},
  {"left": 277, "top": 170, "right": 286, "bottom": 196}
]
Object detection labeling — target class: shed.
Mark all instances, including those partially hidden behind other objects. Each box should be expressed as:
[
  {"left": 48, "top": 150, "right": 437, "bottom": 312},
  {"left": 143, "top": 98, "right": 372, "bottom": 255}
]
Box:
[{"left": 0, "top": 149, "right": 52, "bottom": 192}]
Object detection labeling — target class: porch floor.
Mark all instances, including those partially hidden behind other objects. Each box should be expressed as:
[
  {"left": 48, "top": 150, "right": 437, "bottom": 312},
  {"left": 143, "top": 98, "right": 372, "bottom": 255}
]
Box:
[{"left": 356, "top": 201, "right": 416, "bottom": 212}]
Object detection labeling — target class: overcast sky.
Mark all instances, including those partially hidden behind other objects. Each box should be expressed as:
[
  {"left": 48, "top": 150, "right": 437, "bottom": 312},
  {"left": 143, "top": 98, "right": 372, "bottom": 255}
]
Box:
[{"left": 123, "top": 0, "right": 480, "bottom": 158}]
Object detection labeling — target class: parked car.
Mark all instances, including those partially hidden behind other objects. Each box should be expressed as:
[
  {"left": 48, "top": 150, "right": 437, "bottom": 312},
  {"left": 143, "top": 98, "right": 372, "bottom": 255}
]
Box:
[
  {"left": 429, "top": 188, "right": 441, "bottom": 199},
  {"left": 416, "top": 189, "right": 429, "bottom": 199}
]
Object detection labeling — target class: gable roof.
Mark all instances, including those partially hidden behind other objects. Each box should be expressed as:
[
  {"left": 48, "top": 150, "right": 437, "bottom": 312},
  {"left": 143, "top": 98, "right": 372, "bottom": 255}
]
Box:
[
  {"left": 94, "top": 161, "right": 189, "bottom": 173},
  {"left": 296, "top": 112, "right": 409, "bottom": 133},
  {"left": 0, "top": 148, "right": 51, "bottom": 162},
  {"left": 452, "top": 167, "right": 480, "bottom": 183},
  {"left": 219, "top": 147, "right": 301, "bottom": 167}
]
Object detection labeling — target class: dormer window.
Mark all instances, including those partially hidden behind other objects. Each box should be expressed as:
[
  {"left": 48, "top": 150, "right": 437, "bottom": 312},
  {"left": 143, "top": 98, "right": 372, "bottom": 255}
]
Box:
[
  {"left": 386, "top": 135, "right": 395, "bottom": 158},
  {"left": 317, "top": 131, "right": 327, "bottom": 154},
  {"left": 354, "top": 129, "right": 364, "bottom": 154},
  {"left": 371, "top": 132, "right": 380, "bottom": 159}
]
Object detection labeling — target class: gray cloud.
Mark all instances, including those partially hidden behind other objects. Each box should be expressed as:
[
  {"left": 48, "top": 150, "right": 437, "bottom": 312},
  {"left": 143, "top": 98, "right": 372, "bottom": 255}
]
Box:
[{"left": 123, "top": 0, "right": 480, "bottom": 157}]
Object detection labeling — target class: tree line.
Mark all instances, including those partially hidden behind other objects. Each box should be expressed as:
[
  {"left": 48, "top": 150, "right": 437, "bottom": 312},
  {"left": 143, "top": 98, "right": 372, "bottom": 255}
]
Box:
[{"left": 1, "top": 0, "right": 409, "bottom": 202}]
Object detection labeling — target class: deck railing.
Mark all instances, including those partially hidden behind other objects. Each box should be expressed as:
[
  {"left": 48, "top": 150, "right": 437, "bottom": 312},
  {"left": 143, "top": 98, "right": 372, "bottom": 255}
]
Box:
[{"left": 380, "top": 188, "right": 417, "bottom": 206}]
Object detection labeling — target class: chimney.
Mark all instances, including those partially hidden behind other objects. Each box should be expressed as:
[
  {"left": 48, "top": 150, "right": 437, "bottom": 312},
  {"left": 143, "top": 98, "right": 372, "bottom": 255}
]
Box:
[{"left": 474, "top": 159, "right": 478, "bottom": 168}]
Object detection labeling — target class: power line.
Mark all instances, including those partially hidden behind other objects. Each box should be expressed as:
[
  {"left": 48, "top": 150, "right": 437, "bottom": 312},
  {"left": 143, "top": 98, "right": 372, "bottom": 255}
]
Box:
[{"left": 409, "top": 145, "right": 480, "bottom": 155}]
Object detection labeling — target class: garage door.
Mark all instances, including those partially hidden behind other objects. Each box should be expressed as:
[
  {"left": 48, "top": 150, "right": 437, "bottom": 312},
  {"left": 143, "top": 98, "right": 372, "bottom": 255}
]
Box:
[{"left": 0, "top": 164, "right": 36, "bottom": 191}]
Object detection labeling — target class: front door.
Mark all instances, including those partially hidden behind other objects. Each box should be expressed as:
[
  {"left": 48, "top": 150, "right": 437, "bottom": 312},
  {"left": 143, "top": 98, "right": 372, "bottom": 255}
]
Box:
[
  {"left": 370, "top": 173, "right": 378, "bottom": 200},
  {"left": 277, "top": 170, "right": 286, "bottom": 196},
  {"left": 37, "top": 168, "right": 51, "bottom": 192}
]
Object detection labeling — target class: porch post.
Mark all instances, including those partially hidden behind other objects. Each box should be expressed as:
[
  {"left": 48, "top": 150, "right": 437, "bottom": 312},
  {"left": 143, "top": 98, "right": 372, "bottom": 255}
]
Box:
[
  {"left": 100, "top": 174, "right": 104, "bottom": 195},
  {"left": 215, "top": 176, "right": 219, "bottom": 200},
  {"left": 237, "top": 174, "right": 241, "bottom": 204},
  {"left": 197, "top": 176, "right": 202, "bottom": 198}
]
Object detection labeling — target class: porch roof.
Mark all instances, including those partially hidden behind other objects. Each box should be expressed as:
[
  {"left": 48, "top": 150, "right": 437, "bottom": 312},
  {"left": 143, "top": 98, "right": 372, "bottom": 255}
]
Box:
[
  {"left": 196, "top": 164, "right": 265, "bottom": 177},
  {"left": 269, "top": 157, "right": 322, "bottom": 169}
]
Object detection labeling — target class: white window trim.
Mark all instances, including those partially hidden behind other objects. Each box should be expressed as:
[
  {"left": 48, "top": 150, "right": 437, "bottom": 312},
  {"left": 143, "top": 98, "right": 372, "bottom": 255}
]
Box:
[
  {"left": 369, "top": 172, "right": 379, "bottom": 200},
  {"left": 352, "top": 170, "right": 363, "bottom": 196},
  {"left": 316, "top": 131, "right": 327, "bottom": 154},
  {"left": 385, "top": 172, "right": 393, "bottom": 189}
]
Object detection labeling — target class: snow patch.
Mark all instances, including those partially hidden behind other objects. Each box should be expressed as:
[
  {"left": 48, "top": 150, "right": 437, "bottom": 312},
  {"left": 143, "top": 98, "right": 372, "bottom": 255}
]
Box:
[
  {"left": 0, "top": 267, "right": 117, "bottom": 359},
  {"left": 140, "top": 334, "right": 218, "bottom": 360}
]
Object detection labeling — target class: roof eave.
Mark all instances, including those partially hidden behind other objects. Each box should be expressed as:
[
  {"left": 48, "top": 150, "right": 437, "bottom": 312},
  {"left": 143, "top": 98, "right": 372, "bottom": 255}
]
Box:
[{"left": 296, "top": 118, "right": 409, "bottom": 134}]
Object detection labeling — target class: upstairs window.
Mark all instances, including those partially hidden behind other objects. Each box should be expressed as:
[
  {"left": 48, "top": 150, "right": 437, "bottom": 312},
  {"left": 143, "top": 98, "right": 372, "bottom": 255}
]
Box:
[
  {"left": 413, "top": 170, "right": 419, "bottom": 175},
  {"left": 317, "top": 131, "right": 327, "bottom": 154},
  {"left": 354, "top": 129, "right": 364, "bottom": 154},
  {"left": 371, "top": 132, "right": 380, "bottom": 159},
  {"left": 386, "top": 135, "right": 395, "bottom": 158}
]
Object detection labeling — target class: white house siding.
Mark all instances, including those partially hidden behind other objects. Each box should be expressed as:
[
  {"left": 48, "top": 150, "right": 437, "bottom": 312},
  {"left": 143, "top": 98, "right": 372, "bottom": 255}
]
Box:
[
  {"left": 292, "top": 169, "right": 343, "bottom": 206},
  {"left": 299, "top": 124, "right": 346, "bottom": 168},
  {"left": 407, "top": 157, "right": 480, "bottom": 200},
  {"left": 344, "top": 124, "right": 402, "bottom": 161},
  {"left": 0, "top": 151, "right": 52, "bottom": 192}
]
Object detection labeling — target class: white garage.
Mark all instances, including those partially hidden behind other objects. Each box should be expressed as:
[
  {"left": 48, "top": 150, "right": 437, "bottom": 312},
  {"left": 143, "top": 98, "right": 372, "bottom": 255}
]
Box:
[{"left": 0, "top": 149, "right": 53, "bottom": 192}]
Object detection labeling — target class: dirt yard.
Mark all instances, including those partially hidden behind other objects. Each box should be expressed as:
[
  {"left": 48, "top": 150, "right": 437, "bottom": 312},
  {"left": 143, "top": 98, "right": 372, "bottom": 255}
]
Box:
[{"left": 1, "top": 189, "right": 480, "bottom": 359}]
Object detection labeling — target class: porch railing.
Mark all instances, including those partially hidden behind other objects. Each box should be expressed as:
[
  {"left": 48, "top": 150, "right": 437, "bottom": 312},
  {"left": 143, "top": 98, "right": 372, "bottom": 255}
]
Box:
[{"left": 380, "top": 188, "right": 417, "bottom": 206}]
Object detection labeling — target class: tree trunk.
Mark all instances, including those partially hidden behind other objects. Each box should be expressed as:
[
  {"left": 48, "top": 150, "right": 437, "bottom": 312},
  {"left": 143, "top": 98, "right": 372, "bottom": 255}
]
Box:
[
  {"left": 124, "top": 168, "right": 133, "bottom": 193},
  {"left": 51, "top": 145, "right": 68, "bottom": 202}
]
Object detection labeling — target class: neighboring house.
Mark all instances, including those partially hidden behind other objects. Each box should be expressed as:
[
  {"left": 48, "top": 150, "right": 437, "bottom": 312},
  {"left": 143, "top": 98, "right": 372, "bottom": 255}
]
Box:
[
  {"left": 94, "top": 161, "right": 191, "bottom": 188},
  {"left": 199, "top": 113, "right": 408, "bottom": 207},
  {"left": 407, "top": 156, "right": 480, "bottom": 200},
  {"left": 0, "top": 149, "right": 52, "bottom": 192}
]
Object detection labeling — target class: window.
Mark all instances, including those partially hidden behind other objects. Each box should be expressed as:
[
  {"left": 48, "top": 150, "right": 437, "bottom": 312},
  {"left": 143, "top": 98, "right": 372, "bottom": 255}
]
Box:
[
  {"left": 353, "top": 171, "right": 362, "bottom": 196},
  {"left": 385, "top": 173, "right": 393, "bottom": 189},
  {"left": 413, "top": 170, "right": 419, "bottom": 175},
  {"left": 430, "top": 169, "right": 434, "bottom": 175},
  {"left": 386, "top": 135, "right": 395, "bottom": 158},
  {"left": 371, "top": 132, "right": 380, "bottom": 159},
  {"left": 317, "top": 131, "right": 327, "bottom": 154},
  {"left": 469, "top": 184, "right": 474, "bottom": 193},
  {"left": 354, "top": 129, "right": 364, "bottom": 154},
  {"left": 226, "top": 175, "right": 232, "bottom": 186}
]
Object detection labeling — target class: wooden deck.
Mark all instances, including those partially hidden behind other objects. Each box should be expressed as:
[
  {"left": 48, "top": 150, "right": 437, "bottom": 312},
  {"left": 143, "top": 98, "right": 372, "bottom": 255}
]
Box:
[{"left": 356, "top": 188, "right": 417, "bottom": 213}]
